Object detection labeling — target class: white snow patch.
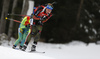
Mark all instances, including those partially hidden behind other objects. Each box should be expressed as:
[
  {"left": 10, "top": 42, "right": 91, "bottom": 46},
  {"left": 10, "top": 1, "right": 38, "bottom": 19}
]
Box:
[
  {"left": 0, "top": 46, "right": 55, "bottom": 59},
  {"left": 92, "top": 28, "right": 97, "bottom": 34},
  {"left": 89, "top": 20, "right": 92, "bottom": 24}
]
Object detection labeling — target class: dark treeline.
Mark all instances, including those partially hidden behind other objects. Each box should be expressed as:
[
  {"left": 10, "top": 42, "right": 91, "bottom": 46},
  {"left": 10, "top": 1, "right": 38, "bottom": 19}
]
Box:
[{"left": 0, "top": 0, "right": 100, "bottom": 44}]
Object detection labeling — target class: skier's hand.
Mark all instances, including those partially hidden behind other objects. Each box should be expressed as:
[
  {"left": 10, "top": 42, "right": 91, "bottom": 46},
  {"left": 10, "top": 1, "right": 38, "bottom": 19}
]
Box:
[
  {"left": 40, "top": 17, "right": 44, "bottom": 20},
  {"left": 40, "top": 15, "right": 46, "bottom": 20}
]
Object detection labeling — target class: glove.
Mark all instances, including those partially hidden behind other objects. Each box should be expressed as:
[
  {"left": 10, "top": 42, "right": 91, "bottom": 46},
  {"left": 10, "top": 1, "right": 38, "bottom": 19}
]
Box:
[
  {"left": 40, "top": 15, "right": 46, "bottom": 20},
  {"left": 40, "top": 17, "right": 44, "bottom": 20},
  {"left": 38, "top": 21, "right": 43, "bottom": 25}
]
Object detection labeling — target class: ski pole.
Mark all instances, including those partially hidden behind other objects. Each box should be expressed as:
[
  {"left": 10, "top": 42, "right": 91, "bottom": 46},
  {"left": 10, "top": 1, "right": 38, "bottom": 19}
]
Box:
[
  {"left": 52, "top": 1, "right": 57, "bottom": 5},
  {"left": 7, "top": 13, "right": 31, "bottom": 17},
  {"left": 5, "top": 17, "right": 21, "bottom": 23}
]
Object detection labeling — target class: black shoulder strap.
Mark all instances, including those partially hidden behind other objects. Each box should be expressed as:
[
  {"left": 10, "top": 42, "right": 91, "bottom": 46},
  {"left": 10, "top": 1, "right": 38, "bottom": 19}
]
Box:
[{"left": 34, "top": 7, "right": 43, "bottom": 16}]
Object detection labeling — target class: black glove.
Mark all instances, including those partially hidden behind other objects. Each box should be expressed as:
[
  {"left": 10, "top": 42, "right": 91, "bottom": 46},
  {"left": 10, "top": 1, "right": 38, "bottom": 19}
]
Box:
[
  {"left": 38, "top": 21, "right": 43, "bottom": 25},
  {"left": 40, "top": 15, "right": 46, "bottom": 20}
]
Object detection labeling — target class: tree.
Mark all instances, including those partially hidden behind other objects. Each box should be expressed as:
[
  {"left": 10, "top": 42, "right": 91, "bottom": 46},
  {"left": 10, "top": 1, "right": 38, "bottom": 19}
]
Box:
[
  {"left": 76, "top": 0, "right": 84, "bottom": 21},
  {"left": 0, "top": 0, "right": 11, "bottom": 34},
  {"left": 7, "top": 0, "right": 18, "bottom": 40},
  {"left": 21, "top": 0, "right": 29, "bottom": 15}
]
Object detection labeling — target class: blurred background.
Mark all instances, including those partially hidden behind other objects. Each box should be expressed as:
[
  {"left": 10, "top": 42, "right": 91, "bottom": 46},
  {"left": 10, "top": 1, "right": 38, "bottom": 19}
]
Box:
[{"left": 0, "top": 0, "right": 100, "bottom": 44}]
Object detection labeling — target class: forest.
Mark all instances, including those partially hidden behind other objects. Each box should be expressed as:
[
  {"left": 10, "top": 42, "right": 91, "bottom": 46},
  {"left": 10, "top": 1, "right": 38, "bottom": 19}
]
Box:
[{"left": 0, "top": 0, "right": 100, "bottom": 44}]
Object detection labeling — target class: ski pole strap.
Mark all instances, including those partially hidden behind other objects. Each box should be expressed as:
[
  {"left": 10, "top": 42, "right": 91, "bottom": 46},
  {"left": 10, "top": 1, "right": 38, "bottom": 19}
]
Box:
[{"left": 52, "top": 2, "right": 57, "bottom": 5}]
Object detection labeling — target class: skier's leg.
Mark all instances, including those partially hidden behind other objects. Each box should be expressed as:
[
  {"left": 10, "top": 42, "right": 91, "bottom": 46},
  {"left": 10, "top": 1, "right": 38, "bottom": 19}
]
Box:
[
  {"left": 21, "top": 29, "right": 31, "bottom": 51},
  {"left": 22, "top": 34, "right": 32, "bottom": 51},
  {"left": 24, "top": 34, "right": 32, "bottom": 45},
  {"left": 24, "top": 29, "right": 32, "bottom": 45},
  {"left": 34, "top": 25, "right": 42, "bottom": 43},
  {"left": 20, "top": 29, "right": 29, "bottom": 46},
  {"left": 13, "top": 28, "right": 23, "bottom": 49},
  {"left": 31, "top": 25, "right": 42, "bottom": 51},
  {"left": 31, "top": 31, "right": 41, "bottom": 51},
  {"left": 22, "top": 26, "right": 36, "bottom": 51}
]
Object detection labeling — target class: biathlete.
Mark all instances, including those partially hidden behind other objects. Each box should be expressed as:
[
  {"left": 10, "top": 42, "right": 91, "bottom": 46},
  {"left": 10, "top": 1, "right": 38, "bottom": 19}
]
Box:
[
  {"left": 12, "top": 16, "right": 32, "bottom": 49},
  {"left": 21, "top": 3, "right": 54, "bottom": 51}
]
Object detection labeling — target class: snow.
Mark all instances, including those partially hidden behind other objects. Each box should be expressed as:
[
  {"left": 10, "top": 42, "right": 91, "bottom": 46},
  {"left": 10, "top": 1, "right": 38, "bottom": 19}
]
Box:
[
  {"left": 89, "top": 20, "right": 92, "bottom": 24},
  {"left": 92, "top": 28, "right": 97, "bottom": 34},
  {"left": 0, "top": 46, "right": 55, "bottom": 59},
  {"left": 38, "top": 42, "right": 100, "bottom": 59},
  {"left": 0, "top": 40, "right": 100, "bottom": 59}
]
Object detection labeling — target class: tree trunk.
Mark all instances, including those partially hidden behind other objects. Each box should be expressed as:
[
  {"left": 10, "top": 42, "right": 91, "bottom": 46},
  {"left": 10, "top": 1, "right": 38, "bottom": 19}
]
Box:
[
  {"left": 76, "top": 0, "right": 84, "bottom": 21},
  {"left": 71, "top": 0, "right": 84, "bottom": 36},
  {"left": 21, "top": 0, "right": 29, "bottom": 15},
  {"left": 7, "top": 0, "right": 18, "bottom": 40},
  {"left": 0, "top": 0, "right": 10, "bottom": 34}
]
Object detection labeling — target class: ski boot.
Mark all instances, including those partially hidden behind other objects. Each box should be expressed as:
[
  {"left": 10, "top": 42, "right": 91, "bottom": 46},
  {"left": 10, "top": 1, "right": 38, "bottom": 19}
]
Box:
[
  {"left": 31, "top": 44, "right": 36, "bottom": 51},
  {"left": 21, "top": 44, "right": 27, "bottom": 51},
  {"left": 31, "top": 41, "right": 37, "bottom": 51},
  {"left": 19, "top": 45, "right": 22, "bottom": 50},
  {"left": 12, "top": 45, "right": 16, "bottom": 49}
]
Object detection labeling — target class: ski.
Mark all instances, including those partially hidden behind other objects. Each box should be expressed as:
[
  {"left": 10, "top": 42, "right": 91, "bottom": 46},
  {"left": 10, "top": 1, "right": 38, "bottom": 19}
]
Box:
[
  {"left": 12, "top": 48, "right": 45, "bottom": 53},
  {"left": 15, "top": 48, "right": 19, "bottom": 50},
  {"left": 28, "top": 51, "right": 45, "bottom": 53},
  {"left": 12, "top": 48, "right": 19, "bottom": 50}
]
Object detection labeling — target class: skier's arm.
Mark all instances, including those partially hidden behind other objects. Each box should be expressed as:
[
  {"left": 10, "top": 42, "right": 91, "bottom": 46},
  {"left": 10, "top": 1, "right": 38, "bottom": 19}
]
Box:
[
  {"left": 20, "top": 16, "right": 30, "bottom": 29},
  {"left": 33, "top": 7, "right": 43, "bottom": 20},
  {"left": 33, "top": 16, "right": 40, "bottom": 20},
  {"left": 33, "top": 6, "right": 45, "bottom": 20},
  {"left": 34, "top": 7, "right": 43, "bottom": 17},
  {"left": 42, "top": 14, "right": 52, "bottom": 23}
]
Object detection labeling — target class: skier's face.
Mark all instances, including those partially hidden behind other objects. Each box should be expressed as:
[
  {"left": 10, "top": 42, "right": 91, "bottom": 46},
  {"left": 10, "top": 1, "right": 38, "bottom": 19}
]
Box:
[{"left": 46, "top": 8, "right": 52, "bottom": 14}]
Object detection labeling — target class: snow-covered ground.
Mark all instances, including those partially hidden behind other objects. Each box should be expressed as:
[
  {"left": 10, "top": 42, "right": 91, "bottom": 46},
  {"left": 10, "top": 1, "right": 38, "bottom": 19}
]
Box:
[
  {"left": 0, "top": 46, "right": 55, "bottom": 59},
  {"left": 37, "top": 41, "right": 100, "bottom": 59},
  {"left": 0, "top": 39, "right": 100, "bottom": 59}
]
